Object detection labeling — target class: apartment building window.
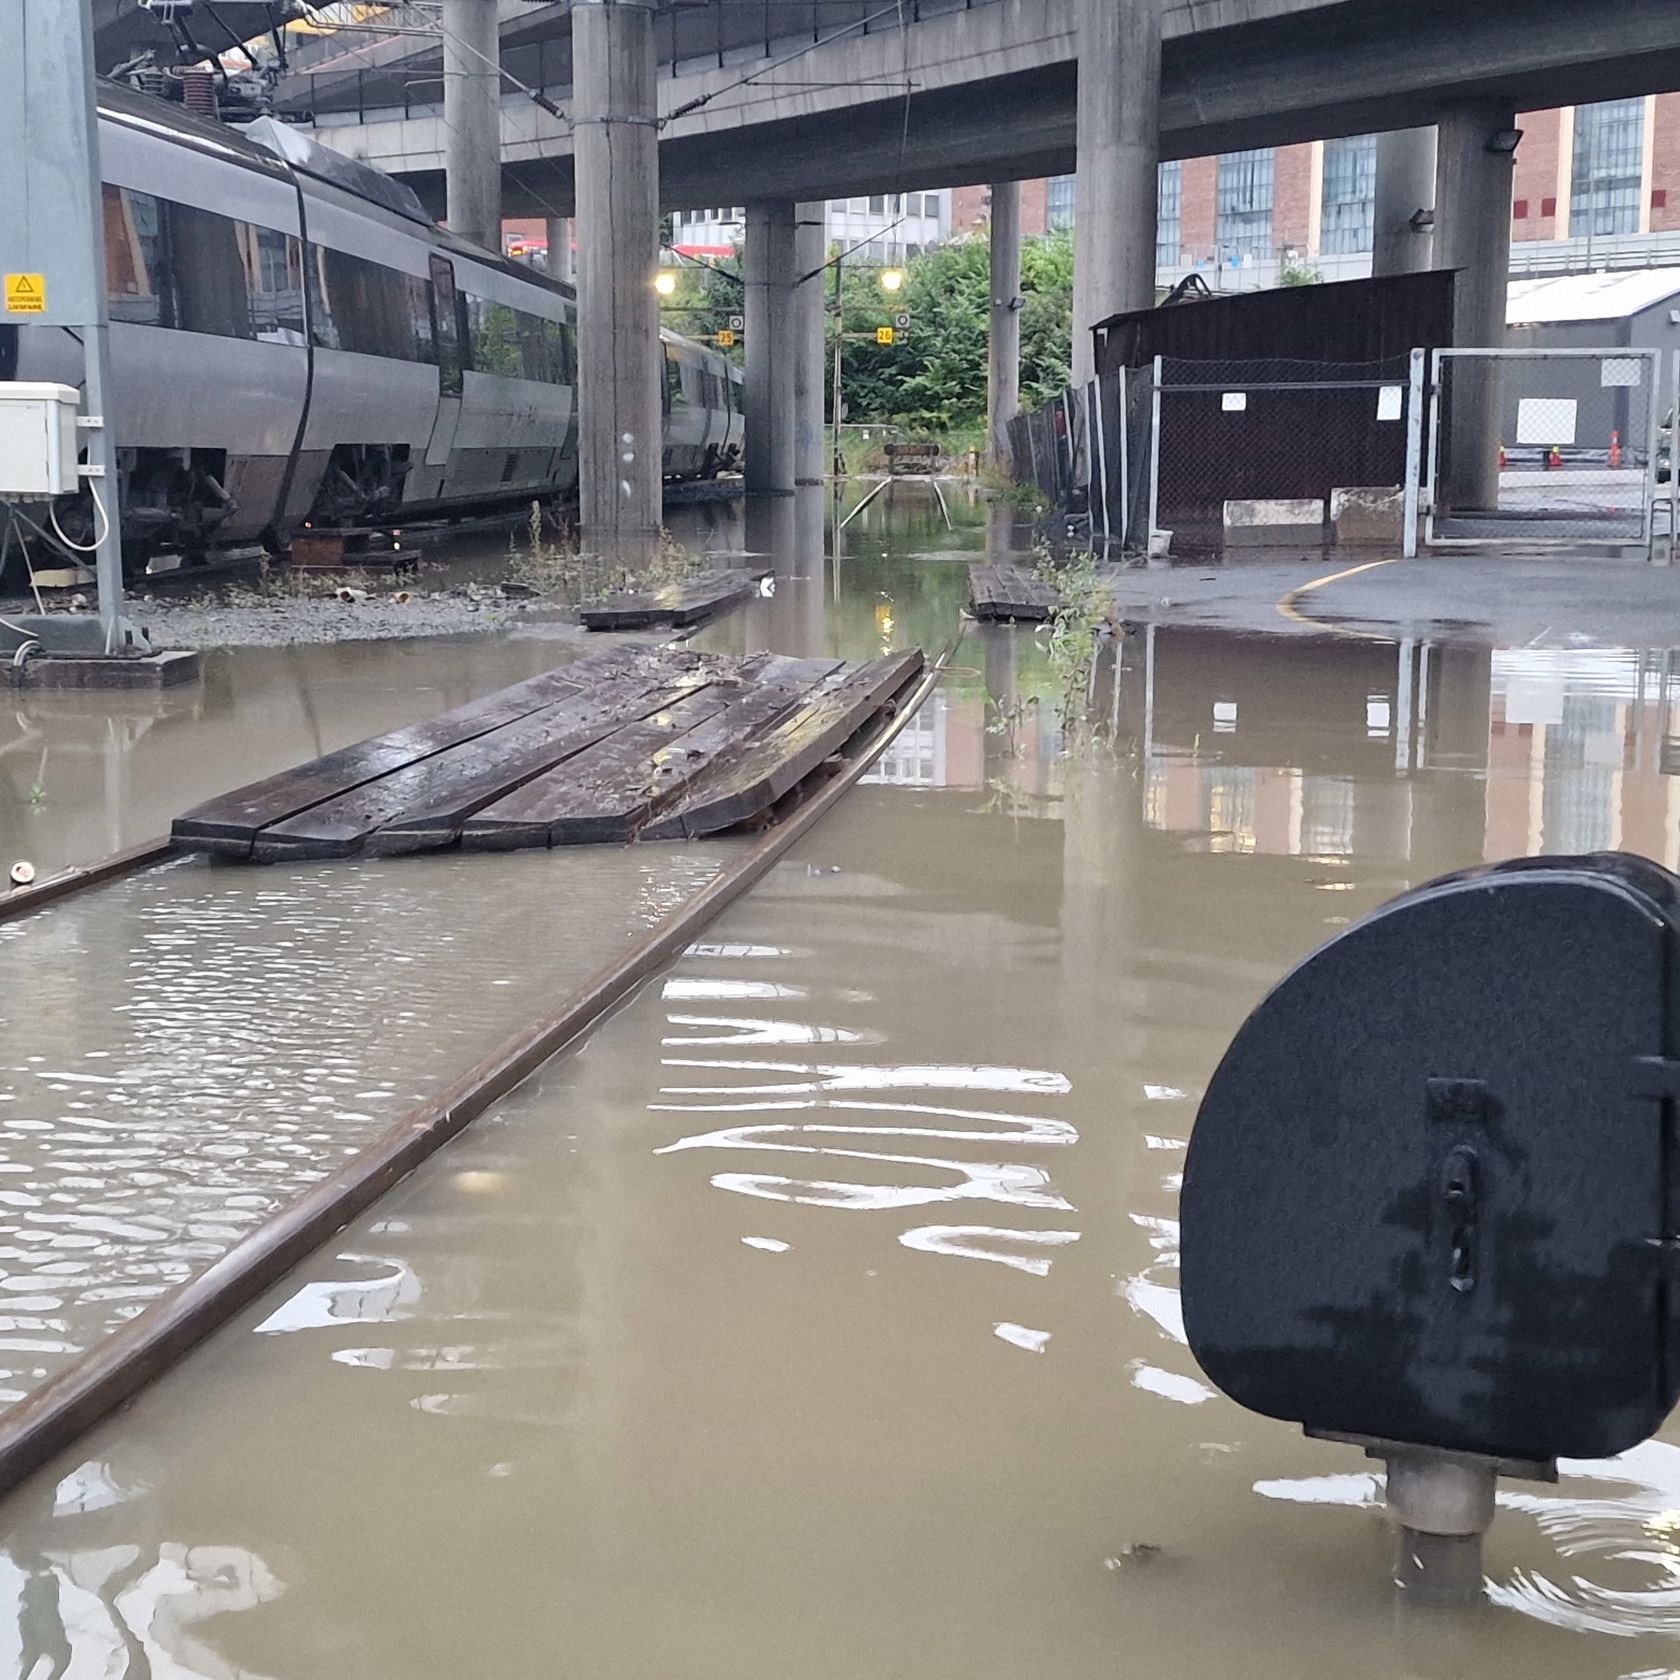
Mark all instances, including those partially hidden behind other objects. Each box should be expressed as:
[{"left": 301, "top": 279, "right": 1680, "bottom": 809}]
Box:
[
  {"left": 1572, "top": 99, "right": 1646, "bottom": 237},
  {"left": 1320, "top": 134, "right": 1376, "bottom": 254},
  {"left": 1217, "top": 148, "right": 1275, "bottom": 253},
  {"left": 1157, "top": 160, "right": 1183, "bottom": 265},
  {"left": 1046, "top": 174, "right": 1077, "bottom": 232}
]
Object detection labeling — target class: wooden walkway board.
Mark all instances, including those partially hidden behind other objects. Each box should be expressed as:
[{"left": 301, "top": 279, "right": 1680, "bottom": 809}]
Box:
[
  {"left": 255, "top": 673, "right": 709, "bottom": 860},
  {"left": 172, "top": 646, "right": 921, "bottom": 861},
  {"left": 641, "top": 650, "right": 925, "bottom": 841},
  {"left": 466, "top": 656, "right": 845, "bottom": 848},
  {"left": 969, "top": 564, "right": 1059, "bottom": 623},
  {"left": 172, "top": 644, "right": 657, "bottom": 856},
  {"left": 579, "top": 567, "right": 772, "bottom": 632}
]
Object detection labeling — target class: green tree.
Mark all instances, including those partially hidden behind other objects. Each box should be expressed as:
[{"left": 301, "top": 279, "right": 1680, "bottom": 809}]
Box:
[
  {"left": 656, "top": 251, "right": 746, "bottom": 366},
  {"left": 833, "top": 230, "right": 1073, "bottom": 436}
]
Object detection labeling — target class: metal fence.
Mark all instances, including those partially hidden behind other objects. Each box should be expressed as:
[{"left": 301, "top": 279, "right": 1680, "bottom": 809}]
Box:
[
  {"left": 1146, "top": 355, "right": 1417, "bottom": 557},
  {"left": 1424, "top": 348, "right": 1663, "bottom": 551},
  {"left": 1008, "top": 344, "right": 1677, "bottom": 562}
]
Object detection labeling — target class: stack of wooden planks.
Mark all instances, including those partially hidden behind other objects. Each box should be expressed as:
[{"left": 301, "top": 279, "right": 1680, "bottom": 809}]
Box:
[
  {"left": 968, "top": 564, "right": 1060, "bottom": 623},
  {"left": 579, "top": 567, "right": 773, "bottom": 631},
  {"left": 173, "top": 644, "right": 924, "bottom": 862}
]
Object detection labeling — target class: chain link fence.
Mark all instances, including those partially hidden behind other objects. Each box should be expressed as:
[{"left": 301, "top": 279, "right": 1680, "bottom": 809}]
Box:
[
  {"left": 1426, "top": 348, "right": 1661, "bottom": 549},
  {"left": 1005, "top": 345, "right": 1673, "bottom": 561},
  {"left": 1144, "top": 356, "right": 1415, "bottom": 558}
]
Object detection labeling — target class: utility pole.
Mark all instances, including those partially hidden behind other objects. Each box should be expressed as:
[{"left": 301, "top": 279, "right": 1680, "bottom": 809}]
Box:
[
  {"left": 1, "top": 0, "right": 134, "bottom": 652},
  {"left": 831, "top": 246, "right": 845, "bottom": 480}
]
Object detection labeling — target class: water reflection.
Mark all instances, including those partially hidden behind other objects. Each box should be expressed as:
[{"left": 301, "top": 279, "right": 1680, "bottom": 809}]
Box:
[{"left": 6, "top": 493, "right": 1680, "bottom": 1673}]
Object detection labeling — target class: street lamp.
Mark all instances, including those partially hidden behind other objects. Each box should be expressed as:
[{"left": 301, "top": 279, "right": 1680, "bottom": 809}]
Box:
[
  {"left": 879, "top": 267, "right": 905, "bottom": 293},
  {"left": 654, "top": 269, "right": 678, "bottom": 296}
]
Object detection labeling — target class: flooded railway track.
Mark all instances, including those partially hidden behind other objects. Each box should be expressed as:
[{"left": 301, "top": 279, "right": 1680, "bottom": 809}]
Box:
[{"left": 0, "top": 650, "right": 940, "bottom": 1496}]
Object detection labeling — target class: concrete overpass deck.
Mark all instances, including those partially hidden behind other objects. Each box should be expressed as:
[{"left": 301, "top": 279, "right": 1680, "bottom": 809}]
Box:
[{"left": 274, "top": 0, "right": 1680, "bottom": 217}]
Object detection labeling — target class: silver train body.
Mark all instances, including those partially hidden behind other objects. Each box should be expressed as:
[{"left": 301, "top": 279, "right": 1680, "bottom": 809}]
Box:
[{"left": 0, "top": 83, "right": 743, "bottom": 573}]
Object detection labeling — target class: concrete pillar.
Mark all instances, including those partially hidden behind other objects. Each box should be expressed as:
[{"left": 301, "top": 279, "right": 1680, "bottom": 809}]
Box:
[
  {"left": 1436, "top": 101, "right": 1517, "bottom": 510},
  {"left": 745, "top": 199, "right": 797, "bottom": 496},
  {"left": 572, "top": 0, "right": 662, "bottom": 557},
  {"left": 544, "top": 215, "right": 575, "bottom": 282},
  {"left": 1372, "top": 127, "right": 1437, "bottom": 276},
  {"left": 443, "top": 0, "right": 503, "bottom": 252},
  {"left": 1072, "top": 0, "right": 1162, "bottom": 385},
  {"left": 793, "top": 201, "right": 828, "bottom": 488},
  {"left": 989, "top": 181, "right": 1022, "bottom": 466}
]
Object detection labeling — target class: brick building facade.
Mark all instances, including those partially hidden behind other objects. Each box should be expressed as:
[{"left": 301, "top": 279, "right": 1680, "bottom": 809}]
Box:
[{"left": 953, "top": 95, "right": 1680, "bottom": 283}]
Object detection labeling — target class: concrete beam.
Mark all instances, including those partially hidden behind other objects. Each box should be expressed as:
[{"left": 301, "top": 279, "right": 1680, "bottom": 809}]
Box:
[
  {"left": 1073, "top": 0, "right": 1161, "bottom": 384},
  {"left": 793, "top": 202, "right": 828, "bottom": 489},
  {"left": 1436, "top": 100, "right": 1516, "bottom": 512},
  {"left": 290, "top": 0, "right": 1680, "bottom": 221},
  {"left": 573, "top": 0, "right": 662, "bottom": 557},
  {"left": 544, "top": 214, "right": 574, "bottom": 281},
  {"left": 442, "top": 0, "right": 503, "bottom": 252},
  {"left": 1372, "top": 127, "right": 1437, "bottom": 276},
  {"left": 744, "top": 201, "right": 796, "bottom": 497},
  {"left": 988, "top": 182, "right": 1022, "bottom": 467}
]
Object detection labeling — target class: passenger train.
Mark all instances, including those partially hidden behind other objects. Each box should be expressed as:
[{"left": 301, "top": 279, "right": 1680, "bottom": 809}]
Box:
[{"left": 0, "top": 82, "right": 744, "bottom": 581}]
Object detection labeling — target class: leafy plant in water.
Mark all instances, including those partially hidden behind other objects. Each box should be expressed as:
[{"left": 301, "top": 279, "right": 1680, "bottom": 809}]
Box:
[
  {"left": 1037, "top": 538, "right": 1111, "bottom": 748},
  {"left": 507, "top": 500, "right": 703, "bottom": 606}
]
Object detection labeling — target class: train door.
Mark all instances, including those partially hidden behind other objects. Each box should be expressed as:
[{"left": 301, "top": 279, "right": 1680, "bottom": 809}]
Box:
[{"left": 425, "top": 254, "right": 464, "bottom": 467}]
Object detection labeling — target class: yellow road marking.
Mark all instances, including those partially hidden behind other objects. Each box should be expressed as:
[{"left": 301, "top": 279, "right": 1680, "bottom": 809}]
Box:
[{"left": 1276, "top": 556, "right": 1404, "bottom": 633}]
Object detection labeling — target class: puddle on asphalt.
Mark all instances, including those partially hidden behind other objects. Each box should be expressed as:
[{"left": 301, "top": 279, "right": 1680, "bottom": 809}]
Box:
[{"left": 6, "top": 487, "right": 1680, "bottom": 1674}]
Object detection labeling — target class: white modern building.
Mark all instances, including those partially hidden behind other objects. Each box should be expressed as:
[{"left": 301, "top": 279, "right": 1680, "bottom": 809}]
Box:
[{"left": 670, "top": 192, "right": 950, "bottom": 262}]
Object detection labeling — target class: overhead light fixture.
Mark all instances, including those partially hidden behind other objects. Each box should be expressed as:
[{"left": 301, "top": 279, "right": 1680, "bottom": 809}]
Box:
[{"left": 1485, "top": 128, "right": 1524, "bottom": 156}]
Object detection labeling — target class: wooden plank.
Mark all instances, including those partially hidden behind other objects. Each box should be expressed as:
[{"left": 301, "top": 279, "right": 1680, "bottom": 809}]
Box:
[
  {"left": 172, "top": 646, "right": 659, "bottom": 856},
  {"left": 969, "top": 563, "right": 1057, "bottom": 622},
  {"left": 461, "top": 689, "right": 740, "bottom": 851},
  {"left": 641, "top": 650, "right": 925, "bottom": 841},
  {"left": 252, "top": 672, "right": 705, "bottom": 861},
  {"left": 541, "top": 656, "right": 844, "bottom": 845},
  {"left": 579, "top": 568, "right": 770, "bottom": 632}
]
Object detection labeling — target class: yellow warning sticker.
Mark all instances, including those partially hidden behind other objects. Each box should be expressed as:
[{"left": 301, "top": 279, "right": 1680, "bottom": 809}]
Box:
[{"left": 4, "top": 274, "right": 45, "bottom": 314}]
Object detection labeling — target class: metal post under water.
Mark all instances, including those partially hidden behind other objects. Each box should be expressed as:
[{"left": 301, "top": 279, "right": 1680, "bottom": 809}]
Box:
[{"left": 1383, "top": 1452, "right": 1496, "bottom": 1607}]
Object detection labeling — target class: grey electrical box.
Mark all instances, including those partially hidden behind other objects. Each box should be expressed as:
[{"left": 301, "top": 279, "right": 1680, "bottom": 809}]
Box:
[{"left": 0, "top": 383, "right": 81, "bottom": 499}]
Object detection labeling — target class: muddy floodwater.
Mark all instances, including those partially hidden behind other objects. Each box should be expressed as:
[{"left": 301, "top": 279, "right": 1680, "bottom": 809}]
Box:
[{"left": 6, "top": 485, "right": 1680, "bottom": 1676}]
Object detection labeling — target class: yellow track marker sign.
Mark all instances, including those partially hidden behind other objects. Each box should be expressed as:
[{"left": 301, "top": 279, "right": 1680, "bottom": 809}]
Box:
[{"left": 4, "top": 274, "right": 46, "bottom": 314}]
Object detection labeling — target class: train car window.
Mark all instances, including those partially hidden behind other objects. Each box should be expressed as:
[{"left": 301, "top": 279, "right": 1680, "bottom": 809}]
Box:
[
  {"left": 665, "top": 348, "right": 688, "bottom": 411},
  {"left": 171, "top": 201, "right": 254, "bottom": 340},
  {"left": 240, "top": 224, "right": 306, "bottom": 345},
  {"left": 465, "top": 295, "right": 522, "bottom": 378},
  {"left": 309, "top": 247, "right": 437, "bottom": 362},
  {"left": 516, "top": 311, "right": 556, "bottom": 383},
  {"left": 557, "top": 311, "right": 578, "bottom": 385},
  {"left": 406, "top": 273, "right": 437, "bottom": 365},
  {"left": 464, "top": 295, "right": 574, "bottom": 384},
  {"left": 429, "top": 256, "right": 464, "bottom": 396},
  {"left": 102, "top": 185, "right": 172, "bottom": 328}
]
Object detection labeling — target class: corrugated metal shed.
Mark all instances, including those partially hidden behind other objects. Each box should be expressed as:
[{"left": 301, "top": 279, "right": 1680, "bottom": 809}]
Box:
[
  {"left": 1506, "top": 269, "right": 1680, "bottom": 325},
  {"left": 1092, "top": 270, "right": 1455, "bottom": 376}
]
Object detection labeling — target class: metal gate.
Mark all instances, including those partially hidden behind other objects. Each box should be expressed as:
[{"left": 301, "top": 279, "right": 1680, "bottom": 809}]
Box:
[{"left": 1424, "top": 348, "right": 1662, "bottom": 553}]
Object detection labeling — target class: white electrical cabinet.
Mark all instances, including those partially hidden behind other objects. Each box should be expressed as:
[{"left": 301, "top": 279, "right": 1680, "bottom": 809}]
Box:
[{"left": 0, "top": 383, "right": 82, "bottom": 499}]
